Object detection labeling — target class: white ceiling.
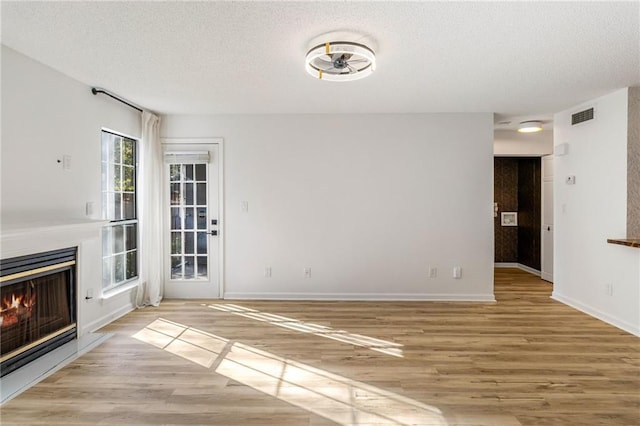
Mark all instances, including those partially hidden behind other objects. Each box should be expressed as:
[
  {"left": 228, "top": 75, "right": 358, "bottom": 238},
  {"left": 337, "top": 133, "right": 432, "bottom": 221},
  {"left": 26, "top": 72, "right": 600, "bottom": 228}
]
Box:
[{"left": 2, "top": 1, "right": 639, "bottom": 124}]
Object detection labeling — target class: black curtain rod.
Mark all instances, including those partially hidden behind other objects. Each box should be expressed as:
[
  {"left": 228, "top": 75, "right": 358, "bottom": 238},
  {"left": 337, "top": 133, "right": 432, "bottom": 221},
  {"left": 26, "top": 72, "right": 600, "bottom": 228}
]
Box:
[{"left": 91, "top": 87, "right": 143, "bottom": 113}]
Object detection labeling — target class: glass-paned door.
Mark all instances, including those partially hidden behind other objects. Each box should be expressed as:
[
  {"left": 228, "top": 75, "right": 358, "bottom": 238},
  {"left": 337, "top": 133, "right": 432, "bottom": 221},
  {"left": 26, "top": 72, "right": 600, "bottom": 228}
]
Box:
[{"left": 163, "top": 143, "right": 219, "bottom": 298}]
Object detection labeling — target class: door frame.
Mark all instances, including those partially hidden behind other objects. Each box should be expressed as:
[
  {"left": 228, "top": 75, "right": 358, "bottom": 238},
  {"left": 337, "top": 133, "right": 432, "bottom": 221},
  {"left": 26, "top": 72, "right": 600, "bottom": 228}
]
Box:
[
  {"left": 541, "top": 154, "right": 554, "bottom": 282},
  {"left": 161, "top": 137, "right": 225, "bottom": 298}
]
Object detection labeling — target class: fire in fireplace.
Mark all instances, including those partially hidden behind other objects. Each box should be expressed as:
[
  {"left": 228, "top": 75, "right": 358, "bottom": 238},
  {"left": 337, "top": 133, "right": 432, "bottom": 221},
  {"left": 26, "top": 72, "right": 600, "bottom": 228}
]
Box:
[{"left": 0, "top": 248, "right": 77, "bottom": 377}]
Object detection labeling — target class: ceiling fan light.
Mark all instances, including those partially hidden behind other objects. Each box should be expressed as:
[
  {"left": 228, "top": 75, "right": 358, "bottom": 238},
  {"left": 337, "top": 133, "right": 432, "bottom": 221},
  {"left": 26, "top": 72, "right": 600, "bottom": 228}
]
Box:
[
  {"left": 517, "top": 121, "right": 543, "bottom": 133},
  {"left": 305, "top": 41, "right": 376, "bottom": 82}
]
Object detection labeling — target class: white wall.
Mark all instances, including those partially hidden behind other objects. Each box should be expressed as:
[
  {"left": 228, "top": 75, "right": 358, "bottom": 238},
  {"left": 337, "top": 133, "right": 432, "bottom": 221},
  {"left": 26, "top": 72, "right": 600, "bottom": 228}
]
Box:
[
  {"left": 1, "top": 46, "right": 141, "bottom": 334},
  {"left": 162, "top": 113, "right": 495, "bottom": 300},
  {"left": 553, "top": 88, "right": 640, "bottom": 336},
  {"left": 494, "top": 129, "right": 553, "bottom": 156}
]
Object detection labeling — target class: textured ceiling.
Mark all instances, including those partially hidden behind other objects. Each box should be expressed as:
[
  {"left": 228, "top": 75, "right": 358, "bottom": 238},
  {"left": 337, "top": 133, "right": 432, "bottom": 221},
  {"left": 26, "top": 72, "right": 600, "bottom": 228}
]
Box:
[{"left": 2, "top": 1, "right": 639, "bottom": 123}]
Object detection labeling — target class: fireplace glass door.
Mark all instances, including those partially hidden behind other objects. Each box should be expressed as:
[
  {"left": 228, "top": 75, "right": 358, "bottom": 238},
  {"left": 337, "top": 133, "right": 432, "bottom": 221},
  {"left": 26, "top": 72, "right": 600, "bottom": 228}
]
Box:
[{"left": 1, "top": 248, "right": 77, "bottom": 376}]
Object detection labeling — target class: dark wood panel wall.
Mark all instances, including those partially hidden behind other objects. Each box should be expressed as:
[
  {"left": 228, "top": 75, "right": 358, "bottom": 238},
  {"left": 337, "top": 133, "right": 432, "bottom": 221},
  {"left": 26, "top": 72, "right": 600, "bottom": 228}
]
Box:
[
  {"left": 494, "top": 158, "right": 518, "bottom": 262},
  {"left": 494, "top": 157, "right": 541, "bottom": 269}
]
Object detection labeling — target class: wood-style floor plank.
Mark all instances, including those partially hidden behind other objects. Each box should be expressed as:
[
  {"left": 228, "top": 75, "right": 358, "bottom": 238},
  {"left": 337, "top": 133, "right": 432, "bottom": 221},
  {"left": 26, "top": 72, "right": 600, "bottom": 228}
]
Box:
[{"left": 1, "top": 269, "right": 638, "bottom": 425}]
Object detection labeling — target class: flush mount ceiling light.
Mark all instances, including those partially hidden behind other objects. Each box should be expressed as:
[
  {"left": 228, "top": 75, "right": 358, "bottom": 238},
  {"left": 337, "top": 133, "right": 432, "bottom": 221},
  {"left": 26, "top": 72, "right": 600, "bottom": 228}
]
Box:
[
  {"left": 305, "top": 41, "right": 376, "bottom": 81},
  {"left": 517, "top": 121, "right": 544, "bottom": 133}
]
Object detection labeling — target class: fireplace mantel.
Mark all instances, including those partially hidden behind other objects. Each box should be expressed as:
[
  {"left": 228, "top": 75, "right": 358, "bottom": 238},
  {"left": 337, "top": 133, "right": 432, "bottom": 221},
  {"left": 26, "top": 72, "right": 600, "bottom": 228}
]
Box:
[{"left": 1, "top": 217, "right": 107, "bottom": 259}]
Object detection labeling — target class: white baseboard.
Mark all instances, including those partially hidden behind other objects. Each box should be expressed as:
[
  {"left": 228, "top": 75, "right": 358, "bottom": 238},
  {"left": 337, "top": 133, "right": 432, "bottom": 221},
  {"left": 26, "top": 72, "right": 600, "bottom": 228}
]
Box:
[
  {"left": 80, "top": 302, "right": 135, "bottom": 335},
  {"left": 541, "top": 272, "right": 553, "bottom": 283},
  {"left": 223, "top": 292, "right": 496, "bottom": 302},
  {"left": 495, "top": 263, "right": 541, "bottom": 276},
  {"left": 551, "top": 292, "right": 640, "bottom": 337}
]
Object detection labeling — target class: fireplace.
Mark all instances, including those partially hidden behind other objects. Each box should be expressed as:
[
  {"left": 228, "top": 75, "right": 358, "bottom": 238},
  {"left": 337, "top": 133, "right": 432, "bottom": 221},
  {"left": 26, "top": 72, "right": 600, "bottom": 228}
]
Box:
[{"left": 0, "top": 247, "right": 77, "bottom": 377}]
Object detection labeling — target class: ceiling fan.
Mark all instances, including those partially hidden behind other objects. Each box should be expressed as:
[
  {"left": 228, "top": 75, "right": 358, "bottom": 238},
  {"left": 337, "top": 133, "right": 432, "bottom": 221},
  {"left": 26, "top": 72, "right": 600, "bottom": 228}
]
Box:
[{"left": 305, "top": 41, "right": 376, "bottom": 82}]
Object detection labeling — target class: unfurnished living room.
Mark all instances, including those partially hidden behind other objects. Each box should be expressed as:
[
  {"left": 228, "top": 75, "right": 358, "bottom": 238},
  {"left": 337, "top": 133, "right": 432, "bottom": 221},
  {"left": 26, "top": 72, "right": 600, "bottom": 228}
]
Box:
[{"left": 1, "top": 1, "right": 639, "bottom": 425}]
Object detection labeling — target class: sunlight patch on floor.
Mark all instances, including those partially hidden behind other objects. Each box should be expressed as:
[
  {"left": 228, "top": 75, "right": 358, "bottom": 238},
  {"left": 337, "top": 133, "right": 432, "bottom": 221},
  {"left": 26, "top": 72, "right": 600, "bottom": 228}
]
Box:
[
  {"left": 208, "top": 303, "right": 404, "bottom": 357},
  {"left": 132, "top": 318, "right": 446, "bottom": 426}
]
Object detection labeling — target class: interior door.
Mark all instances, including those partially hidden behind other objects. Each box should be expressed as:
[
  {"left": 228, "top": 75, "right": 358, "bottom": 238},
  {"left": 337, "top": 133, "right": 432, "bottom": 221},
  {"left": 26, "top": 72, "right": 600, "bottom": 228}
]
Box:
[
  {"left": 163, "top": 143, "right": 220, "bottom": 298},
  {"left": 541, "top": 155, "right": 554, "bottom": 283}
]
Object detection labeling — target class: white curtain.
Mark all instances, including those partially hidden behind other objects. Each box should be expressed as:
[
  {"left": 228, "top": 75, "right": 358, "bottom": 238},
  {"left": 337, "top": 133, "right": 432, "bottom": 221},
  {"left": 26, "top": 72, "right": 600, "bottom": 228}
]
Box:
[{"left": 137, "top": 111, "right": 164, "bottom": 307}]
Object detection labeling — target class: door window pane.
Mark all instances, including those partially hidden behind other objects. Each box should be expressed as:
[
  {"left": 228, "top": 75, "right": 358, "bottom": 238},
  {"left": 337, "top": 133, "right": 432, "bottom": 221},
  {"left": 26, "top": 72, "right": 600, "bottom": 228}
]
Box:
[
  {"left": 170, "top": 183, "right": 181, "bottom": 205},
  {"left": 195, "top": 164, "right": 206, "bottom": 181},
  {"left": 171, "top": 207, "right": 181, "bottom": 229},
  {"left": 197, "top": 232, "right": 207, "bottom": 254},
  {"left": 185, "top": 232, "right": 194, "bottom": 254},
  {"left": 184, "top": 256, "right": 195, "bottom": 279},
  {"left": 185, "top": 183, "right": 194, "bottom": 205},
  {"left": 183, "top": 164, "right": 193, "bottom": 181},
  {"left": 196, "top": 183, "right": 206, "bottom": 205},
  {"left": 197, "top": 208, "right": 207, "bottom": 230},
  {"left": 197, "top": 256, "right": 207, "bottom": 278},
  {"left": 171, "top": 232, "right": 182, "bottom": 254},
  {"left": 184, "top": 207, "right": 194, "bottom": 229},
  {"left": 171, "top": 256, "right": 182, "bottom": 279}
]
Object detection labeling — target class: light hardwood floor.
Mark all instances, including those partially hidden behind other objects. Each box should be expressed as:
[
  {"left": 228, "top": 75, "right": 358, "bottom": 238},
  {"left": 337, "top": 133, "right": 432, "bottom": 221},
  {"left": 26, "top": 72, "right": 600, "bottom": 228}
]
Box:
[{"left": 1, "top": 269, "right": 638, "bottom": 425}]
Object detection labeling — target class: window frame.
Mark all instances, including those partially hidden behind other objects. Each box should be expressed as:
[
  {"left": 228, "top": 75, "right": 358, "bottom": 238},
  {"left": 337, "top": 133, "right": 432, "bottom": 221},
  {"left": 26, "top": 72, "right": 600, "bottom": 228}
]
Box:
[{"left": 101, "top": 129, "right": 139, "bottom": 292}]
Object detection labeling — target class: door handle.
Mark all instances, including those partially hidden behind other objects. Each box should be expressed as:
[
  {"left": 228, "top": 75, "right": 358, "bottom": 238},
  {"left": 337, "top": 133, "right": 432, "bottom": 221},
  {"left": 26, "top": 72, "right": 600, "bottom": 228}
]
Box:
[{"left": 210, "top": 230, "right": 218, "bottom": 236}]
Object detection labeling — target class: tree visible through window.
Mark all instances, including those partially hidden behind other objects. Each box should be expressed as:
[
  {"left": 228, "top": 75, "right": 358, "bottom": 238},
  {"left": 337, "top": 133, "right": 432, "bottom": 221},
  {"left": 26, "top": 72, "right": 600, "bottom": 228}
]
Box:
[{"left": 101, "top": 130, "right": 138, "bottom": 290}]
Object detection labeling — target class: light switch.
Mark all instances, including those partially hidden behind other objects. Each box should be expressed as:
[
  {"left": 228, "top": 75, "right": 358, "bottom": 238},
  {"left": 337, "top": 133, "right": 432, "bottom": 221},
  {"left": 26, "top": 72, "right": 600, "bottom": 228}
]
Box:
[
  {"left": 63, "top": 155, "right": 72, "bottom": 170},
  {"left": 241, "top": 201, "right": 249, "bottom": 212},
  {"left": 566, "top": 175, "right": 576, "bottom": 185}
]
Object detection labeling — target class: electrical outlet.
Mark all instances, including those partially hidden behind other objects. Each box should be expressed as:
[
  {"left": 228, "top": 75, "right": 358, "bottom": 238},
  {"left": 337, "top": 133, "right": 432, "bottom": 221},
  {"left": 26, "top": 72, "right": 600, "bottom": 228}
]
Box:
[
  {"left": 604, "top": 283, "right": 614, "bottom": 296},
  {"left": 428, "top": 266, "right": 437, "bottom": 278},
  {"left": 264, "top": 267, "right": 272, "bottom": 278},
  {"left": 453, "top": 266, "right": 462, "bottom": 279},
  {"left": 304, "top": 267, "right": 311, "bottom": 278}
]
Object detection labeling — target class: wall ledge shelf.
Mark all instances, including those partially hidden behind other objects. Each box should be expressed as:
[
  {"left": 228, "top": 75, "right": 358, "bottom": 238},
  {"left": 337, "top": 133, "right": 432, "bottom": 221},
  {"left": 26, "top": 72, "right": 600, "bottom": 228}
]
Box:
[{"left": 607, "top": 238, "right": 640, "bottom": 248}]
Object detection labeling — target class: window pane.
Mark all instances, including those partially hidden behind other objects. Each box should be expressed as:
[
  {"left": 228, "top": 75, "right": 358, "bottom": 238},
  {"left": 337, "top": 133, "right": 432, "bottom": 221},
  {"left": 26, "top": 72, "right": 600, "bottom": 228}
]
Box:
[
  {"left": 170, "top": 183, "right": 181, "bottom": 205},
  {"left": 125, "top": 224, "right": 137, "bottom": 251},
  {"left": 171, "top": 207, "right": 181, "bottom": 230},
  {"left": 184, "top": 207, "right": 194, "bottom": 229},
  {"left": 122, "top": 139, "right": 135, "bottom": 166},
  {"left": 171, "top": 256, "right": 182, "bottom": 279},
  {"left": 123, "top": 193, "right": 135, "bottom": 219},
  {"left": 197, "top": 208, "right": 207, "bottom": 230},
  {"left": 114, "top": 137, "right": 122, "bottom": 164},
  {"left": 197, "top": 256, "right": 207, "bottom": 278},
  {"left": 184, "top": 256, "right": 195, "bottom": 279},
  {"left": 102, "top": 227, "right": 111, "bottom": 255},
  {"left": 113, "top": 165, "right": 122, "bottom": 191},
  {"left": 197, "top": 232, "right": 207, "bottom": 254},
  {"left": 195, "top": 164, "right": 206, "bottom": 181},
  {"left": 196, "top": 183, "right": 206, "bottom": 206},
  {"left": 113, "top": 225, "right": 124, "bottom": 253},
  {"left": 102, "top": 257, "right": 112, "bottom": 287},
  {"left": 126, "top": 251, "right": 137, "bottom": 280},
  {"left": 114, "top": 254, "right": 125, "bottom": 282},
  {"left": 185, "top": 232, "right": 194, "bottom": 254},
  {"left": 114, "top": 193, "right": 122, "bottom": 220},
  {"left": 185, "top": 183, "right": 194, "bottom": 205},
  {"left": 123, "top": 166, "right": 134, "bottom": 191}
]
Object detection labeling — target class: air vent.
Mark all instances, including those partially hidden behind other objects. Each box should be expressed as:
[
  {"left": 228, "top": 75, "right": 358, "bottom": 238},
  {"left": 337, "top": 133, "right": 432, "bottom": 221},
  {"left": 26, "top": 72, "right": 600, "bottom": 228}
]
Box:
[{"left": 572, "top": 107, "right": 594, "bottom": 125}]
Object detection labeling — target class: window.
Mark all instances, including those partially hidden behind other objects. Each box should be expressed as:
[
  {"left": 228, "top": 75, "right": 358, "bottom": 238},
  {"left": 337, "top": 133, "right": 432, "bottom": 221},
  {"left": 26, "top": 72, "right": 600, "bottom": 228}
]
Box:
[{"left": 101, "top": 130, "right": 138, "bottom": 291}]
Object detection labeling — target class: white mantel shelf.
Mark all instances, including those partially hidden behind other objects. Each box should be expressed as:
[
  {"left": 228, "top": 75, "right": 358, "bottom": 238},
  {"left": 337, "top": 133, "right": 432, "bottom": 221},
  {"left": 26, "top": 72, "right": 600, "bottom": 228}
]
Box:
[{"left": 1, "top": 217, "right": 107, "bottom": 259}]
